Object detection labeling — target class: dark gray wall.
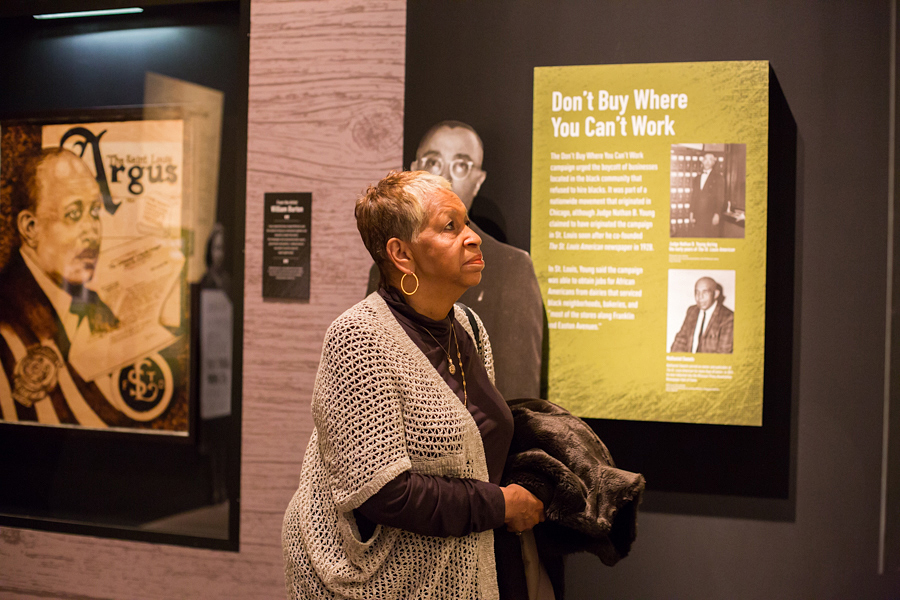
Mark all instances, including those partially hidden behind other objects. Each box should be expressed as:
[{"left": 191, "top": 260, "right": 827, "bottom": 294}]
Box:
[
  {"left": 563, "top": 2, "right": 898, "bottom": 598},
  {"left": 409, "top": 0, "right": 898, "bottom": 597}
]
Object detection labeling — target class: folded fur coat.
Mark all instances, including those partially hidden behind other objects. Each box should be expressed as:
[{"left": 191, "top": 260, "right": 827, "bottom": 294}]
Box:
[{"left": 500, "top": 398, "right": 645, "bottom": 598}]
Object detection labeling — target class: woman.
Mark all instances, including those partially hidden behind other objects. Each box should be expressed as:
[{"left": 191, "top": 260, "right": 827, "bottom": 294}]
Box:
[{"left": 283, "top": 171, "right": 544, "bottom": 598}]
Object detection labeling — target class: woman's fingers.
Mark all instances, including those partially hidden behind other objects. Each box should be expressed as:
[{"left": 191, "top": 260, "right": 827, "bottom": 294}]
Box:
[{"left": 501, "top": 484, "right": 545, "bottom": 533}]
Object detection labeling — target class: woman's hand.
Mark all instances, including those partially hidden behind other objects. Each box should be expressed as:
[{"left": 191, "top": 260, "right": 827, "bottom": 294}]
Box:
[{"left": 501, "top": 484, "right": 545, "bottom": 534}]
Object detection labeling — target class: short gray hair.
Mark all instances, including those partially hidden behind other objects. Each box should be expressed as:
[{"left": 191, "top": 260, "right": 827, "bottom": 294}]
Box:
[{"left": 355, "top": 170, "right": 451, "bottom": 279}]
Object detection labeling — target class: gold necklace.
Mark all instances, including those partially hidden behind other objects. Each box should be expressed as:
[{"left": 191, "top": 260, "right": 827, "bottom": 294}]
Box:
[
  {"left": 424, "top": 326, "right": 457, "bottom": 375},
  {"left": 450, "top": 324, "right": 467, "bottom": 407},
  {"left": 423, "top": 321, "right": 467, "bottom": 407}
]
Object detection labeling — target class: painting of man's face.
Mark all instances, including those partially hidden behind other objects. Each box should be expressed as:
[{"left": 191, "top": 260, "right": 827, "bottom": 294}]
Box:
[{"left": 21, "top": 151, "right": 103, "bottom": 287}]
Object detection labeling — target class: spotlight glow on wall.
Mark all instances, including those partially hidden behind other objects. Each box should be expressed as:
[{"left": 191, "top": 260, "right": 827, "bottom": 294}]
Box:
[{"left": 34, "top": 8, "right": 144, "bottom": 20}]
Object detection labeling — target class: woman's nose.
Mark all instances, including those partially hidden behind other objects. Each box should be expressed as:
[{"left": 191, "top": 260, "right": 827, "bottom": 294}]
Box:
[{"left": 466, "top": 226, "right": 482, "bottom": 247}]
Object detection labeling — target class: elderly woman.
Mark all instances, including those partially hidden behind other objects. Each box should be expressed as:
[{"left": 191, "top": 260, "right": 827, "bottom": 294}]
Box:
[{"left": 283, "top": 171, "right": 544, "bottom": 598}]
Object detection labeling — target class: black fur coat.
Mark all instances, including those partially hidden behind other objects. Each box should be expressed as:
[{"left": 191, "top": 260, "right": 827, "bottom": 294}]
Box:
[{"left": 499, "top": 398, "right": 645, "bottom": 599}]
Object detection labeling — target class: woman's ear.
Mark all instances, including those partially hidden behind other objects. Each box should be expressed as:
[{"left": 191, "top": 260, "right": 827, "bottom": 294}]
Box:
[{"left": 385, "top": 237, "right": 415, "bottom": 274}]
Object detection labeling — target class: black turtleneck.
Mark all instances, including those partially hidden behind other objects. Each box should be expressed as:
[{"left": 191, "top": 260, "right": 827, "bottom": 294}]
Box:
[{"left": 352, "top": 287, "right": 513, "bottom": 540}]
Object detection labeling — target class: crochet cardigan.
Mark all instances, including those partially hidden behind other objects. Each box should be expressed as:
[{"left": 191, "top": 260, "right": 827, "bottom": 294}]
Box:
[{"left": 283, "top": 293, "right": 500, "bottom": 599}]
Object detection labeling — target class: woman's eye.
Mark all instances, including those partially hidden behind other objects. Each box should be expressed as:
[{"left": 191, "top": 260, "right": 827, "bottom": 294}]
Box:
[{"left": 445, "top": 221, "right": 455, "bottom": 230}]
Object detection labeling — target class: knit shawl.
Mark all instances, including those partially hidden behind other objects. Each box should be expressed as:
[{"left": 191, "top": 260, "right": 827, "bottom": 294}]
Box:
[{"left": 283, "top": 293, "right": 499, "bottom": 599}]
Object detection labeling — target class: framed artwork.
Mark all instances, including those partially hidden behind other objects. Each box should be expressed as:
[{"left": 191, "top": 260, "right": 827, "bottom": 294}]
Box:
[
  {"left": 0, "top": 0, "right": 247, "bottom": 551},
  {"left": 0, "top": 110, "right": 192, "bottom": 435},
  {"left": 0, "top": 106, "right": 240, "bottom": 548}
]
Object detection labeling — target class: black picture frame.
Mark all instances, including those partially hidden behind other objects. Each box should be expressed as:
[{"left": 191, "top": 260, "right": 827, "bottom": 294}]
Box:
[
  {"left": 0, "top": 0, "right": 248, "bottom": 550},
  {"left": 880, "top": 1, "right": 900, "bottom": 573}
]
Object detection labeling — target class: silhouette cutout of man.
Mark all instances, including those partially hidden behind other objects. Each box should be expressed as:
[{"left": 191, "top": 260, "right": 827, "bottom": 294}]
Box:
[{"left": 367, "top": 121, "right": 543, "bottom": 398}]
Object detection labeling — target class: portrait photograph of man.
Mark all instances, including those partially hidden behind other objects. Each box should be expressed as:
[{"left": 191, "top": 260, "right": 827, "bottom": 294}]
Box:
[
  {"left": 667, "top": 269, "right": 735, "bottom": 354},
  {"left": 669, "top": 143, "right": 746, "bottom": 239}
]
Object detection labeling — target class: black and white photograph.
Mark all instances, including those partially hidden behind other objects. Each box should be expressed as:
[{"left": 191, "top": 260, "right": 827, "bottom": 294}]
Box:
[
  {"left": 667, "top": 269, "right": 735, "bottom": 354},
  {"left": 669, "top": 143, "right": 746, "bottom": 239}
]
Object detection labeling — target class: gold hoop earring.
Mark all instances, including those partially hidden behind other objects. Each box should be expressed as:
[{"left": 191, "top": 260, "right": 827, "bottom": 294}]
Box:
[{"left": 400, "top": 272, "right": 419, "bottom": 295}]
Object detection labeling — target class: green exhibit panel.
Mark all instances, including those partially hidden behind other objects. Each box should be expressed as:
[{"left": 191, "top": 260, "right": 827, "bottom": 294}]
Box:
[{"left": 532, "top": 61, "right": 768, "bottom": 426}]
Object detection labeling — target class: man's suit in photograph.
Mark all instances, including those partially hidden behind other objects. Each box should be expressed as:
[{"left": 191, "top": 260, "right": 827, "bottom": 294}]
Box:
[
  {"left": 691, "top": 167, "right": 726, "bottom": 237},
  {"left": 670, "top": 302, "right": 734, "bottom": 354}
]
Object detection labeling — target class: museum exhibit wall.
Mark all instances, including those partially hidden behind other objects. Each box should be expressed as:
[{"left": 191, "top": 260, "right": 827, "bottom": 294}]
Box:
[
  {"left": 0, "top": 0, "right": 402, "bottom": 597},
  {"left": 3, "top": 1, "right": 900, "bottom": 599}
]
